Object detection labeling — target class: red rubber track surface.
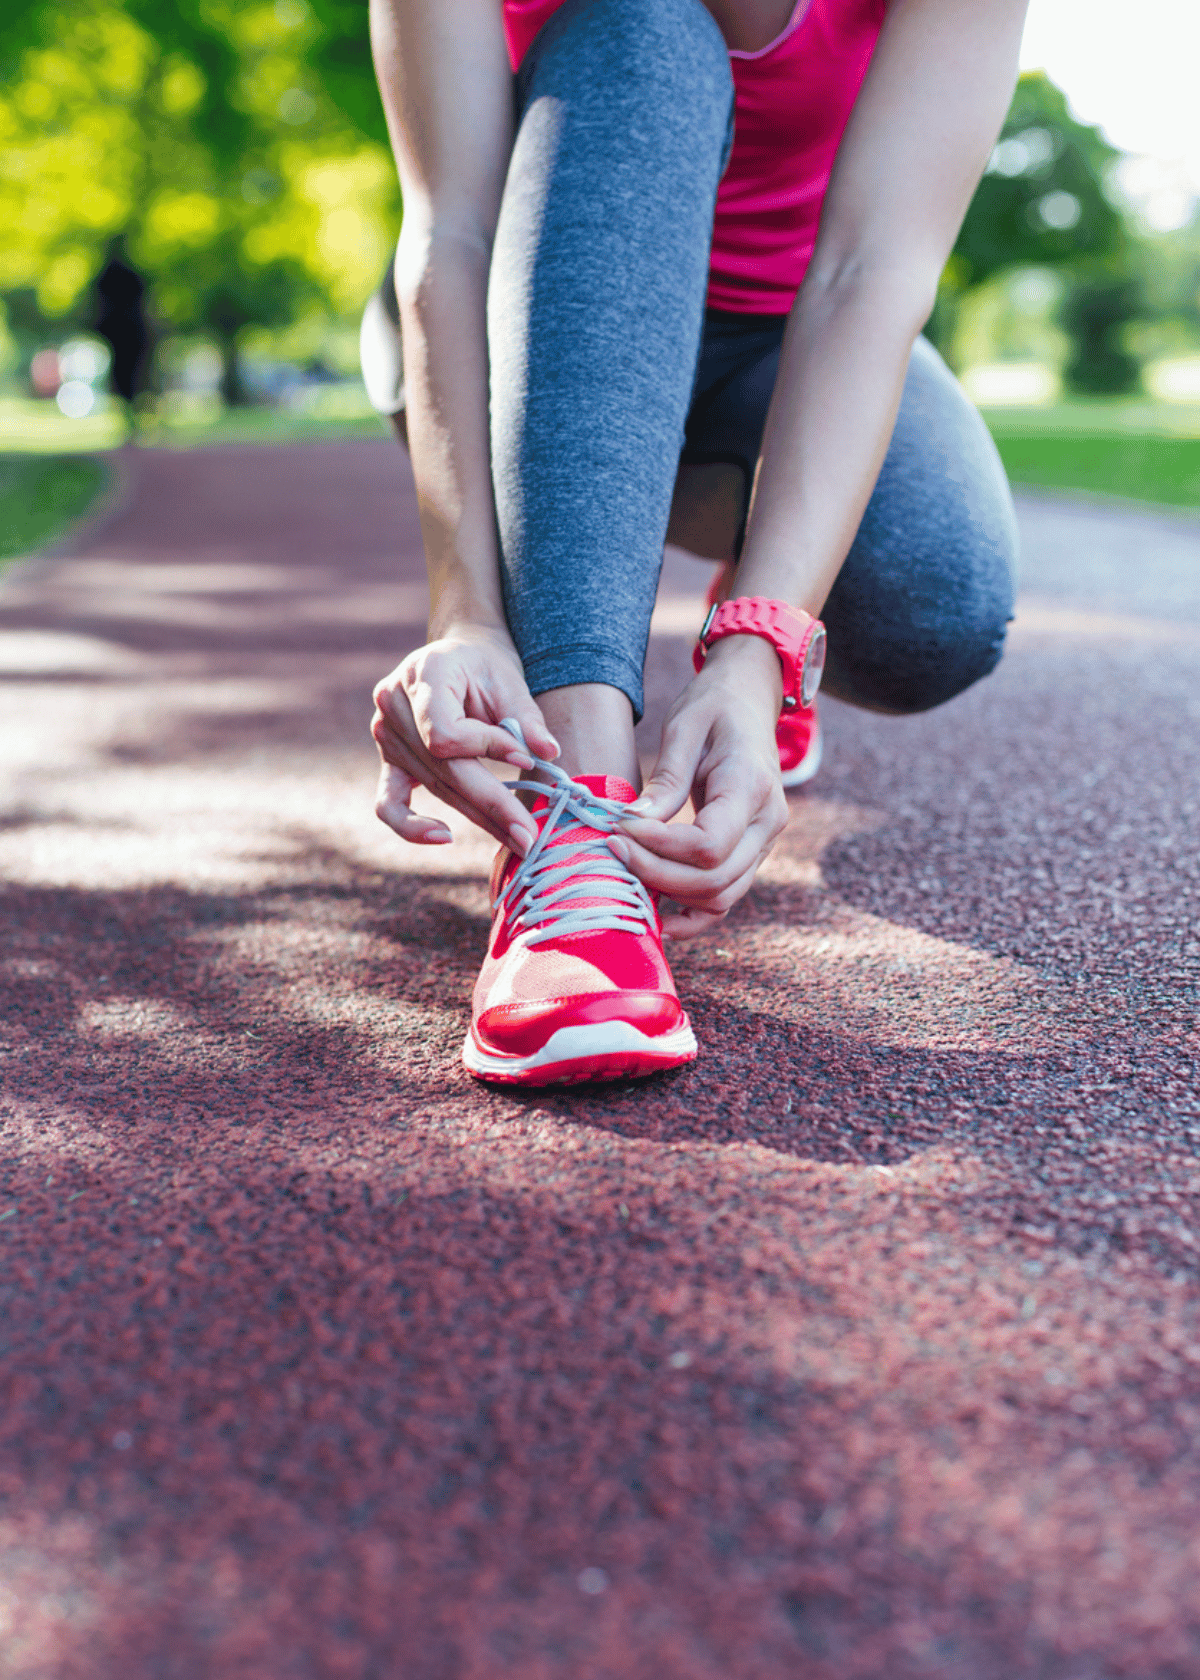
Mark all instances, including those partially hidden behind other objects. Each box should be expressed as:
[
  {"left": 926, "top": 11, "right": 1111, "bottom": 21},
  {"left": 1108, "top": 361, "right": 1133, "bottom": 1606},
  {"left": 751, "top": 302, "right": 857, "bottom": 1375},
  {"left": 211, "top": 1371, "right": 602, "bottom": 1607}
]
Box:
[{"left": 2, "top": 443, "right": 1198, "bottom": 1679}]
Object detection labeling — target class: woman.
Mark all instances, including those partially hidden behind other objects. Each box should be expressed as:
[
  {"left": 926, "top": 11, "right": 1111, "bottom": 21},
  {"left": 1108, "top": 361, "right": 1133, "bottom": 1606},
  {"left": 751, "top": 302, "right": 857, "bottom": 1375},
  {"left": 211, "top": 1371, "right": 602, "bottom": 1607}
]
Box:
[{"left": 363, "top": 0, "right": 1024, "bottom": 1086}]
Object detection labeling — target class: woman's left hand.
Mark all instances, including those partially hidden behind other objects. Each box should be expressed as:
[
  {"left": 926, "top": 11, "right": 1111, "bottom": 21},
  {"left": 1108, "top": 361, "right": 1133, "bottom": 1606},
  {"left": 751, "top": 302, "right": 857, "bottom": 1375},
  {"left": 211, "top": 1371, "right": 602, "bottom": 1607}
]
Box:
[{"left": 607, "top": 636, "right": 790, "bottom": 937}]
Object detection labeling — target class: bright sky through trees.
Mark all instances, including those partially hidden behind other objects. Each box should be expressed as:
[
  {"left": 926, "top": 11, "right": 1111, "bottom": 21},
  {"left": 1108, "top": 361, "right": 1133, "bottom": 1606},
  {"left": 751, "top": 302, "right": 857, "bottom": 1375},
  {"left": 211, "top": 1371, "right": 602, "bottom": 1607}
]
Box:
[{"left": 1020, "top": 0, "right": 1200, "bottom": 226}]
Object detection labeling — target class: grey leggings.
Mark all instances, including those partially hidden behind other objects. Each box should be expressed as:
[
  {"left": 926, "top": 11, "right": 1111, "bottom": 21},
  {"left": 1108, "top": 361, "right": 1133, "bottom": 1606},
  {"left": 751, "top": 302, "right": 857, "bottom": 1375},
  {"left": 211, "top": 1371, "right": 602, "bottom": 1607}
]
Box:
[{"left": 369, "top": 0, "right": 1018, "bottom": 722}]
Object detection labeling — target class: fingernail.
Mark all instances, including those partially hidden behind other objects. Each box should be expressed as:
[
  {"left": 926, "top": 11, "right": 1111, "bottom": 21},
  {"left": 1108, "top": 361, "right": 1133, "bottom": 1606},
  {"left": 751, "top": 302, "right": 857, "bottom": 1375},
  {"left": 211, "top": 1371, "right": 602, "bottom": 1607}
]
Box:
[
  {"left": 428, "top": 828, "right": 452, "bottom": 844},
  {"left": 509, "top": 822, "right": 533, "bottom": 856},
  {"left": 506, "top": 752, "right": 534, "bottom": 770},
  {"left": 546, "top": 738, "right": 561, "bottom": 759},
  {"left": 627, "top": 796, "right": 652, "bottom": 815},
  {"left": 608, "top": 837, "right": 630, "bottom": 863}
]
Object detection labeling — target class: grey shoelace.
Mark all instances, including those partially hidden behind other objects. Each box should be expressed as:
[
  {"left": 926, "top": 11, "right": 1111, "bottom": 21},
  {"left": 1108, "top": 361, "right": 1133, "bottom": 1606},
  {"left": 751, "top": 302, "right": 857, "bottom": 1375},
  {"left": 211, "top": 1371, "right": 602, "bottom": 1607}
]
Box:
[{"left": 495, "top": 718, "right": 657, "bottom": 948}]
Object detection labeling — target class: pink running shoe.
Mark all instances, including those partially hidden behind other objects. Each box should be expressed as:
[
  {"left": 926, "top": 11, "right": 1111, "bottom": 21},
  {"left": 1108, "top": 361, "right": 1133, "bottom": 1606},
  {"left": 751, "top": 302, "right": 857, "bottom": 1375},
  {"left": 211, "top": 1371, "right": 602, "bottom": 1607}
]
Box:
[
  {"left": 462, "top": 723, "right": 698, "bottom": 1087},
  {"left": 704, "top": 564, "right": 822, "bottom": 788},
  {"left": 776, "top": 699, "right": 822, "bottom": 787}
]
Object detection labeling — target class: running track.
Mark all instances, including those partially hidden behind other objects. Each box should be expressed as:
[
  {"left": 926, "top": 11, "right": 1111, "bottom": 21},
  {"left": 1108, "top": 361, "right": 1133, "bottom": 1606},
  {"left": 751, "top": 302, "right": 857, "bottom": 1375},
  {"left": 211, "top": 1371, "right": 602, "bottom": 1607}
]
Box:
[{"left": 2, "top": 441, "right": 1198, "bottom": 1678}]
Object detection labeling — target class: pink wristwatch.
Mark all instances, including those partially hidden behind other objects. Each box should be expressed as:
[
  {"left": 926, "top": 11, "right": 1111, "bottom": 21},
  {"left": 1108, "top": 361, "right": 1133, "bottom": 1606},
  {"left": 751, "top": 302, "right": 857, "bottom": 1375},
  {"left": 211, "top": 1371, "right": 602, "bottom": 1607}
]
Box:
[{"left": 693, "top": 596, "right": 827, "bottom": 710}]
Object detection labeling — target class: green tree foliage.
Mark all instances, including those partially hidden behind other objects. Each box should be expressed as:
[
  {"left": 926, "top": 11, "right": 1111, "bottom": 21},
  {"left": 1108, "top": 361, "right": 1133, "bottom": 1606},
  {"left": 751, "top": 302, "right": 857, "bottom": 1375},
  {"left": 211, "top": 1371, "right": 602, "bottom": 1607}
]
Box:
[
  {"left": 928, "top": 72, "right": 1153, "bottom": 393},
  {"left": 0, "top": 0, "right": 396, "bottom": 398},
  {"left": 1059, "top": 275, "right": 1144, "bottom": 396},
  {"left": 1132, "top": 217, "right": 1200, "bottom": 359},
  {"left": 4, "top": 0, "right": 249, "bottom": 164},
  {"left": 952, "top": 72, "right": 1125, "bottom": 290},
  {"left": 303, "top": 0, "right": 386, "bottom": 148}
]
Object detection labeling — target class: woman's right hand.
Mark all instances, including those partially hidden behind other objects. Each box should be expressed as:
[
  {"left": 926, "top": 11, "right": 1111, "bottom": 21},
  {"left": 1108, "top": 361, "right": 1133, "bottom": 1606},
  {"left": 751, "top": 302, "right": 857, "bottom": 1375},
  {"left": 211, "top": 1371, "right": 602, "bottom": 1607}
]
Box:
[{"left": 370, "top": 624, "right": 559, "bottom": 855}]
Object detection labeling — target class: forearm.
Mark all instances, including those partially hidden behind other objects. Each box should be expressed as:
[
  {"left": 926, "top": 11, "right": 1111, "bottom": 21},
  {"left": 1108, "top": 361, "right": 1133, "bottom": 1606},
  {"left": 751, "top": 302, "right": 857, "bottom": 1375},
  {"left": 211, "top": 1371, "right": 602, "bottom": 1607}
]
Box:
[
  {"left": 732, "top": 0, "right": 1027, "bottom": 619},
  {"left": 397, "top": 224, "right": 508, "bottom": 640},
  {"left": 733, "top": 261, "right": 935, "bottom": 617},
  {"left": 368, "top": 0, "right": 513, "bottom": 643}
]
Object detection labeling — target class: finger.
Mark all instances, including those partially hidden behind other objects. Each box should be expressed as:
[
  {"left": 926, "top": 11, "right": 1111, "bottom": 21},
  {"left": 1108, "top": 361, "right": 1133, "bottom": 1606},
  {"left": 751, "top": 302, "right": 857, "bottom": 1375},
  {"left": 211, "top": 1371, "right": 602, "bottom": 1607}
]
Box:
[
  {"left": 435, "top": 754, "right": 540, "bottom": 854},
  {"left": 625, "top": 708, "right": 710, "bottom": 821},
  {"left": 388, "top": 736, "right": 538, "bottom": 855},
  {"left": 660, "top": 903, "right": 729, "bottom": 939},
  {"left": 504, "top": 699, "right": 560, "bottom": 762},
  {"left": 659, "top": 858, "right": 761, "bottom": 936},
  {"left": 373, "top": 763, "right": 452, "bottom": 845},
  {"left": 609, "top": 818, "right": 767, "bottom": 901},
  {"left": 407, "top": 683, "right": 534, "bottom": 768},
  {"left": 375, "top": 703, "right": 539, "bottom": 852},
  {"left": 619, "top": 787, "right": 751, "bottom": 871}
]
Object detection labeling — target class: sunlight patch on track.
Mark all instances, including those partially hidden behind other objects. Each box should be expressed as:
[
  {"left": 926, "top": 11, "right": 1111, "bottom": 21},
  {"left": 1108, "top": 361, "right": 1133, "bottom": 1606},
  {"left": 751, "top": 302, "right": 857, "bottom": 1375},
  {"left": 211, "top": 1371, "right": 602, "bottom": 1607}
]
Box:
[
  {"left": 754, "top": 914, "right": 1060, "bottom": 1054},
  {"left": 1011, "top": 596, "right": 1200, "bottom": 644},
  {"left": 0, "top": 631, "right": 151, "bottom": 677}
]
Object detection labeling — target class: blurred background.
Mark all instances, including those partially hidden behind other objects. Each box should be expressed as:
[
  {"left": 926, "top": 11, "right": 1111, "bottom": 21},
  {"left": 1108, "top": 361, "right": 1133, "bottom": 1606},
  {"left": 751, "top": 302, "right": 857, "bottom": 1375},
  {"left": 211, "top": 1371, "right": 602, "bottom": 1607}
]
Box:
[{"left": 2, "top": 0, "right": 1199, "bottom": 560}]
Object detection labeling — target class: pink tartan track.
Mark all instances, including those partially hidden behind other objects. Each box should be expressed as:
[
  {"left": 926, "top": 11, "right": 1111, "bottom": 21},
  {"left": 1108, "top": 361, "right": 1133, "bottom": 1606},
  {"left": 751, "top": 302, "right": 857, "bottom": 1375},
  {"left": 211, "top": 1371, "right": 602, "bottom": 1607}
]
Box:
[{"left": 2, "top": 438, "right": 1199, "bottom": 1679}]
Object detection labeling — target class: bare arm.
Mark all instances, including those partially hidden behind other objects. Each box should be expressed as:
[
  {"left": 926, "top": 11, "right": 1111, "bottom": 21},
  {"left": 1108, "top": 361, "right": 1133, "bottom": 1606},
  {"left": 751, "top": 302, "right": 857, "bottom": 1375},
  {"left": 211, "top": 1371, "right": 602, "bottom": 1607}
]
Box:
[
  {"left": 622, "top": 0, "right": 1030, "bottom": 926},
  {"left": 731, "top": 0, "right": 1030, "bottom": 616},
  {"left": 369, "top": 0, "right": 558, "bottom": 853},
  {"left": 371, "top": 0, "right": 510, "bottom": 631}
]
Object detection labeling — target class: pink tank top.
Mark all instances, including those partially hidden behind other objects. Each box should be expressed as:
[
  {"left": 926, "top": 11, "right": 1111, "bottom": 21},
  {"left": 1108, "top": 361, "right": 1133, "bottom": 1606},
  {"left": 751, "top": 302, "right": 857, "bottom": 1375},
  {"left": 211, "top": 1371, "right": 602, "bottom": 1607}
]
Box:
[{"left": 502, "top": 0, "right": 885, "bottom": 313}]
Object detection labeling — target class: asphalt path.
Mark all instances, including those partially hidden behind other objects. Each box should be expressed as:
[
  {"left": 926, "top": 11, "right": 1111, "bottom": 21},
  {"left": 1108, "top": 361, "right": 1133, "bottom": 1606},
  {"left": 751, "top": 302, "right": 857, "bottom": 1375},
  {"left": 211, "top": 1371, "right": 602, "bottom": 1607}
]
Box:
[{"left": 2, "top": 440, "right": 1198, "bottom": 1679}]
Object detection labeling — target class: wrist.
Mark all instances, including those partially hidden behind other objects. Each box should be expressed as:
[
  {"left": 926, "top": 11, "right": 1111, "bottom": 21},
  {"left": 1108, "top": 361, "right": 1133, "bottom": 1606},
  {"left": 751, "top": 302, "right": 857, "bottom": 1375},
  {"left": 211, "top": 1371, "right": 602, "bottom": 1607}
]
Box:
[
  {"left": 425, "top": 547, "right": 510, "bottom": 640},
  {"left": 426, "top": 616, "right": 515, "bottom": 656},
  {"left": 696, "top": 632, "right": 784, "bottom": 715},
  {"left": 427, "top": 588, "right": 510, "bottom": 646}
]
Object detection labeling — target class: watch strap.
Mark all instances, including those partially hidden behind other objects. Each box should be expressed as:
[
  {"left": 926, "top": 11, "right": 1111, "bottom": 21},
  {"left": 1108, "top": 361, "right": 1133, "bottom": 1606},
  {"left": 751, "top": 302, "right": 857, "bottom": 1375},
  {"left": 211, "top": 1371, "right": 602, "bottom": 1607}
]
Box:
[{"left": 693, "top": 596, "right": 825, "bottom": 710}]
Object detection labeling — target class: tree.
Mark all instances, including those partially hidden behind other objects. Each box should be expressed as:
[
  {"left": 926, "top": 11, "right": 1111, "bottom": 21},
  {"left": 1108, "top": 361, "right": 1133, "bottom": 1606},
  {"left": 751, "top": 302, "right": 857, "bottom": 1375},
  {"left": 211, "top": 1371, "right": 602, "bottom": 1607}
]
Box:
[
  {"left": 925, "top": 72, "right": 1140, "bottom": 387},
  {"left": 952, "top": 72, "right": 1126, "bottom": 291},
  {"left": 159, "top": 236, "right": 319, "bottom": 406},
  {"left": 0, "top": 0, "right": 397, "bottom": 399},
  {"left": 1058, "top": 275, "right": 1144, "bottom": 396},
  {"left": 302, "top": 0, "right": 387, "bottom": 148}
]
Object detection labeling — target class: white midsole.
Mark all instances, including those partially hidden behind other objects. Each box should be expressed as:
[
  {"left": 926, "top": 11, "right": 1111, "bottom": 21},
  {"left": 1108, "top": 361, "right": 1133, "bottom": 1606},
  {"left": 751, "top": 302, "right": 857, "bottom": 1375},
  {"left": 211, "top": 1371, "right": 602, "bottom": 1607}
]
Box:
[{"left": 463, "top": 1017, "right": 697, "bottom": 1078}]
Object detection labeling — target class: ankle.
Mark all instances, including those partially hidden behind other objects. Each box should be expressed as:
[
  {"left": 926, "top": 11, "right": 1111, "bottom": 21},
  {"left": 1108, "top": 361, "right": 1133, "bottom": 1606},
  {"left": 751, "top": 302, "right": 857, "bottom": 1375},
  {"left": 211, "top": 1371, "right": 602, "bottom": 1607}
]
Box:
[{"left": 536, "top": 683, "right": 640, "bottom": 785}]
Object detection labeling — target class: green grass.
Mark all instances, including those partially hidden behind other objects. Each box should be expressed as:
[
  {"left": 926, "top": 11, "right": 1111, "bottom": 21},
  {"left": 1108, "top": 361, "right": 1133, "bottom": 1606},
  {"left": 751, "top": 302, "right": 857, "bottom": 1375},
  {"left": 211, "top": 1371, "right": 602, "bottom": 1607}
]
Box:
[
  {"left": 3, "top": 391, "right": 1199, "bottom": 528},
  {"left": 0, "top": 453, "right": 110, "bottom": 562},
  {"left": 148, "top": 406, "right": 389, "bottom": 448},
  {"left": 0, "top": 396, "right": 126, "bottom": 455},
  {"left": 990, "top": 430, "right": 1200, "bottom": 509},
  {"left": 984, "top": 400, "right": 1200, "bottom": 510},
  {"left": 0, "top": 392, "right": 390, "bottom": 454}
]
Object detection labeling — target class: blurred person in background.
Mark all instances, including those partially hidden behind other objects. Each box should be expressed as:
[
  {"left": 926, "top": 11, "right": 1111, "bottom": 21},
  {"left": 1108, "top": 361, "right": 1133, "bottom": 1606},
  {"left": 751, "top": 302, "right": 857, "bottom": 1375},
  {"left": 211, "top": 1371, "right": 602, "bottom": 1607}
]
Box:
[
  {"left": 362, "top": 0, "right": 1025, "bottom": 1087},
  {"left": 93, "top": 238, "right": 150, "bottom": 441}
]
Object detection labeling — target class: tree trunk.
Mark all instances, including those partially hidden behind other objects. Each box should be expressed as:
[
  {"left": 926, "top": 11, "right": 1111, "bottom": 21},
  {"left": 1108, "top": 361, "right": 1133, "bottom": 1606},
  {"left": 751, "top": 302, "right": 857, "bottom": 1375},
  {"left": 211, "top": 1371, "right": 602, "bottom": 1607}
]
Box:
[{"left": 219, "top": 332, "right": 245, "bottom": 407}]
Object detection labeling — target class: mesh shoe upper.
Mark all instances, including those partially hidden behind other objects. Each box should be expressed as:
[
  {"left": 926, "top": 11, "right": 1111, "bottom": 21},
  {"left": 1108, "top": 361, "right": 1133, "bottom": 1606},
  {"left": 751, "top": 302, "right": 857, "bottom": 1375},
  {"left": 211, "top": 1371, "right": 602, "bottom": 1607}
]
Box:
[{"left": 471, "top": 754, "right": 685, "bottom": 1059}]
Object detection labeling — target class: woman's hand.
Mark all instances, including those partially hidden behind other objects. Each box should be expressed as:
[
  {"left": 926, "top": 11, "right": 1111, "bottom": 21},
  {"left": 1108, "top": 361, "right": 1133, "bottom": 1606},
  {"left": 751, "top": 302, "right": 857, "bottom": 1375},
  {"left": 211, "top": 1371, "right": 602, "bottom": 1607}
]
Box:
[
  {"left": 371, "top": 624, "right": 559, "bottom": 854},
  {"left": 608, "top": 636, "right": 789, "bottom": 937}
]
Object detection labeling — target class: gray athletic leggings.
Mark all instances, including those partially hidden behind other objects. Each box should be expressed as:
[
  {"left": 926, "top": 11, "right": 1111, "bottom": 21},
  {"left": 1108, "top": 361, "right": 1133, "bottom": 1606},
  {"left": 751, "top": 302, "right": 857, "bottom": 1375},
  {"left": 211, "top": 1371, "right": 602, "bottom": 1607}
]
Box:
[{"left": 373, "top": 0, "right": 1018, "bottom": 722}]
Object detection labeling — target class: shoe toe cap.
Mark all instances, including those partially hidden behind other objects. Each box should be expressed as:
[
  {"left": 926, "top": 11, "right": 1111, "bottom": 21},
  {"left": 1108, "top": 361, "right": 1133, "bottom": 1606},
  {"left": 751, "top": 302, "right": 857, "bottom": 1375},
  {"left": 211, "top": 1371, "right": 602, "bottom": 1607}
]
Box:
[{"left": 477, "top": 990, "right": 685, "bottom": 1056}]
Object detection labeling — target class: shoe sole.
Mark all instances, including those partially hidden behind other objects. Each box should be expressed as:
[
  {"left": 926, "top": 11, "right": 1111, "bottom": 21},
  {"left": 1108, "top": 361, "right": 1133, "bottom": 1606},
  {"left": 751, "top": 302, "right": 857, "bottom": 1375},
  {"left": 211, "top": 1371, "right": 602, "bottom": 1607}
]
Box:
[
  {"left": 463, "top": 1017, "right": 698, "bottom": 1087},
  {"left": 780, "top": 719, "right": 823, "bottom": 788}
]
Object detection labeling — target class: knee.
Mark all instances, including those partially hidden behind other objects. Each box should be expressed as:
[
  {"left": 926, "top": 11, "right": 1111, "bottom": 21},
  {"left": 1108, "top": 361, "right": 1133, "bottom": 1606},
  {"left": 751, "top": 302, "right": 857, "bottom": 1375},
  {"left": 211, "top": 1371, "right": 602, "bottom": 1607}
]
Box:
[
  {"left": 898, "top": 607, "right": 1012, "bottom": 712},
  {"left": 602, "top": 0, "right": 728, "bottom": 54},
  {"left": 826, "top": 608, "right": 1012, "bottom": 716},
  {"left": 822, "top": 333, "right": 1021, "bottom": 714},
  {"left": 644, "top": 0, "right": 732, "bottom": 62},
  {"left": 823, "top": 537, "right": 1017, "bottom": 716}
]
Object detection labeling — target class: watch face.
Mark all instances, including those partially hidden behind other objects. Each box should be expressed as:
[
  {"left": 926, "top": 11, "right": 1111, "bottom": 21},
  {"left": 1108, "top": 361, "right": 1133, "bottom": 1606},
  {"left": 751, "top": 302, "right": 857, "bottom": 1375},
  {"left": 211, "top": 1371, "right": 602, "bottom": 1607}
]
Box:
[{"left": 800, "top": 625, "right": 826, "bottom": 706}]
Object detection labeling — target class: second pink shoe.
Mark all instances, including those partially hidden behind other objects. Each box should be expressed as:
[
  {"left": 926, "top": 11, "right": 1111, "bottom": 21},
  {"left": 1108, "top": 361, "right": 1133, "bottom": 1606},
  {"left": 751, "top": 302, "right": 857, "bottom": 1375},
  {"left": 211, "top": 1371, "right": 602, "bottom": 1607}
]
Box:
[{"left": 776, "top": 699, "right": 822, "bottom": 787}]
